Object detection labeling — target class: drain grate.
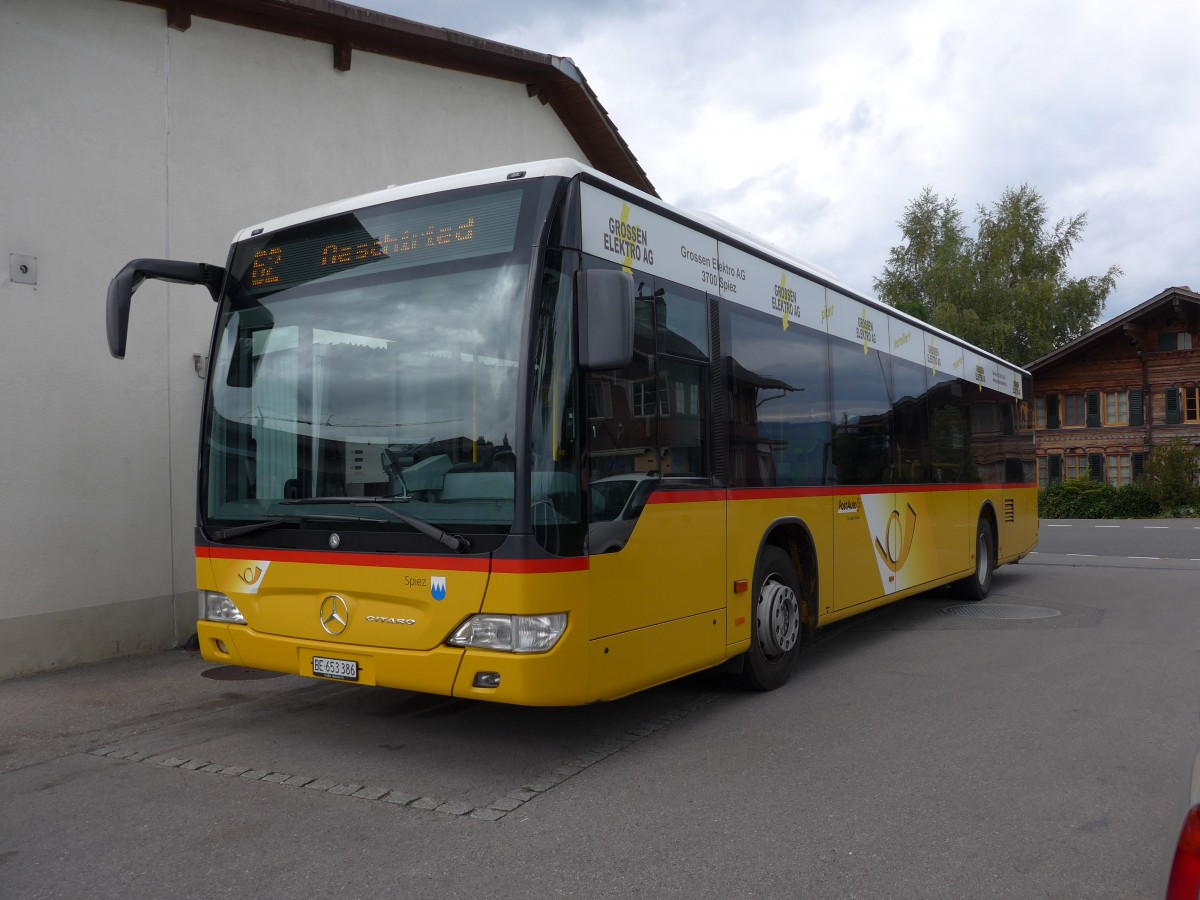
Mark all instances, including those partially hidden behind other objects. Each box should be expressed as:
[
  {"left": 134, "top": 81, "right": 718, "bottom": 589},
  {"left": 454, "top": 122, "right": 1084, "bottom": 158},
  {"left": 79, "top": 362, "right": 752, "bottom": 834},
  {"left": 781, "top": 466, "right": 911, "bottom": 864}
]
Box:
[{"left": 943, "top": 603, "right": 1061, "bottom": 620}]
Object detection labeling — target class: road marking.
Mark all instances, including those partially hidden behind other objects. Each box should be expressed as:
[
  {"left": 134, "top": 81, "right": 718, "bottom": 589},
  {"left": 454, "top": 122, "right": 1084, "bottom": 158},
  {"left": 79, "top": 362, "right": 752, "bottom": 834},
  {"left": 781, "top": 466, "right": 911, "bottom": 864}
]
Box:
[
  {"left": 1129, "top": 556, "right": 1161, "bottom": 560},
  {"left": 1144, "top": 526, "right": 1169, "bottom": 529},
  {"left": 1045, "top": 524, "right": 1073, "bottom": 527},
  {"left": 1095, "top": 525, "right": 1120, "bottom": 528},
  {"left": 1066, "top": 553, "right": 1097, "bottom": 557}
]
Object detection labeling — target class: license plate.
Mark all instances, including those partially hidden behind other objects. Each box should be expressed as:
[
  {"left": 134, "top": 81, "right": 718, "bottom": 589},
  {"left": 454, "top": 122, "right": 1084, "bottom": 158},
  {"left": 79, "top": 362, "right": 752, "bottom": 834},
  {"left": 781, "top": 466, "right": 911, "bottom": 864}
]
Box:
[{"left": 312, "top": 655, "right": 358, "bottom": 681}]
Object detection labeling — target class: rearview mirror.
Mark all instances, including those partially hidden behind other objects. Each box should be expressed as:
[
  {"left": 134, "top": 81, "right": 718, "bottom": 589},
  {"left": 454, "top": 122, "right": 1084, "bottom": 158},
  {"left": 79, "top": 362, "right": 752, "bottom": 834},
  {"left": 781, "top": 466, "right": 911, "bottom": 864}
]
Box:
[
  {"left": 575, "top": 268, "right": 634, "bottom": 370},
  {"left": 107, "top": 258, "right": 225, "bottom": 359}
]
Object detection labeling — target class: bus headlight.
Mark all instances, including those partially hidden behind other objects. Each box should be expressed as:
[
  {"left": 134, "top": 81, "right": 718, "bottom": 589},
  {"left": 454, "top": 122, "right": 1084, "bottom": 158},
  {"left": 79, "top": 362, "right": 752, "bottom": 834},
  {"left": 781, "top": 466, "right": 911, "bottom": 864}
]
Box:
[
  {"left": 200, "top": 591, "right": 246, "bottom": 624},
  {"left": 448, "top": 614, "right": 567, "bottom": 653}
]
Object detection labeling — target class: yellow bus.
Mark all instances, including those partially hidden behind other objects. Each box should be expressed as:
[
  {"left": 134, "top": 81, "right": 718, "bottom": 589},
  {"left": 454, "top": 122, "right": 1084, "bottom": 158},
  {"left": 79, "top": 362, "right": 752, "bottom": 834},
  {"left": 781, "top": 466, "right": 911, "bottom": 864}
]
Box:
[{"left": 107, "top": 159, "right": 1037, "bottom": 705}]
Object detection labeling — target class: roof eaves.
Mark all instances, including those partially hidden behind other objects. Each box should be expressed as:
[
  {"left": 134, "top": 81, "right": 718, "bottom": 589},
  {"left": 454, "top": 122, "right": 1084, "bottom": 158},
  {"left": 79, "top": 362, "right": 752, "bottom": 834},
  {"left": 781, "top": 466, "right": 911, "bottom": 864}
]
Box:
[
  {"left": 1025, "top": 286, "right": 1200, "bottom": 372},
  {"left": 120, "top": 0, "right": 656, "bottom": 195}
]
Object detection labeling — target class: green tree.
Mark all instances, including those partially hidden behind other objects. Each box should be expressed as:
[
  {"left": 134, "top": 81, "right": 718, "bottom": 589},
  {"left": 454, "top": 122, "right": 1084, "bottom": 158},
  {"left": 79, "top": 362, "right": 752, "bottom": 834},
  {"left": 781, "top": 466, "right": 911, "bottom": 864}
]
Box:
[
  {"left": 874, "top": 184, "right": 1122, "bottom": 364},
  {"left": 1142, "top": 437, "right": 1200, "bottom": 514}
]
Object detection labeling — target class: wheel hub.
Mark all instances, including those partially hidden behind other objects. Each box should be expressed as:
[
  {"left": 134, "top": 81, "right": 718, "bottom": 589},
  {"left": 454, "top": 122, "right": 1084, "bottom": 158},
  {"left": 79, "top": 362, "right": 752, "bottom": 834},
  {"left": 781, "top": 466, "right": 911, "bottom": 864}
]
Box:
[{"left": 756, "top": 577, "right": 800, "bottom": 658}]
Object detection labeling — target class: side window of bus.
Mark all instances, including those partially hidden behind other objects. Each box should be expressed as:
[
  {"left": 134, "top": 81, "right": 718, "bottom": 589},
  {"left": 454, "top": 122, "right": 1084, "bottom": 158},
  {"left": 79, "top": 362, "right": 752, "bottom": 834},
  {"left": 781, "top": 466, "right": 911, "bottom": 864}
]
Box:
[
  {"left": 926, "top": 371, "right": 970, "bottom": 483},
  {"left": 584, "top": 272, "right": 710, "bottom": 551},
  {"left": 586, "top": 278, "right": 658, "bottom": 482},
  {"left": 727, "top": 304, "right": 831, "bottom": 487},
  {"left": 966, "top": 389, "right": 1027, "bottom": 484},
  {"left": 829, "top": 337, "right": 892, "bottom": 486},
  {"left": 889, "top": 352, "right": 930, "bottom": 484}
]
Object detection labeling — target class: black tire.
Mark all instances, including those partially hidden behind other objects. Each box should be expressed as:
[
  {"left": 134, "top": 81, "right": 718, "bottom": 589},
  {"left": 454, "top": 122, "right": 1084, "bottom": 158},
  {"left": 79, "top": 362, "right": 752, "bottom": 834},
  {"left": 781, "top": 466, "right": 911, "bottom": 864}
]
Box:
[
  {"left": 738, "top": 546, "right": 803, "bottom": 691},
  {"left": 956, "top": 518, "right": 995, "bottom": 601}
]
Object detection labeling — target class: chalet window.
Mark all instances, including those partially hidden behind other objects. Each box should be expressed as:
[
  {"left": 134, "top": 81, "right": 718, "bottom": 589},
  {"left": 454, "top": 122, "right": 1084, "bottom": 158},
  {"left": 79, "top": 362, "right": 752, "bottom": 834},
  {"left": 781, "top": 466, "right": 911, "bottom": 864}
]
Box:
[
  {"left": 1047, "top": 454, "right": 1063, "bottom": 483},
  {"left": 1165, "top": 388, "right": 1182, "bottom": 425},
  {"left": 1064, "top": 455, "right": 1087, "bottom": 480},
  {"left": 1184, "top": 387, "right": 1200, "bottom": 424},
  {"left": 1042, "top": 394, "right": 1060, "bottom": 429},
  {"left": 1062, "top": 394, "right": 1086, "bottom": 426},
  {"left": 1130, "top": 389, "right": 1144, "bottom": 426},
  {"left": 1158, "top": 332, "right": 1194, "bottom": 351},
  {"left": 1104, "top": 391, "right": 1129, "bottom": 425},
  {"left": 1106, "top": 454, "right": 1132, "bottom": 486},
  {"left": 1017, "top": 400, "right": 1034, "bottom": 431}
]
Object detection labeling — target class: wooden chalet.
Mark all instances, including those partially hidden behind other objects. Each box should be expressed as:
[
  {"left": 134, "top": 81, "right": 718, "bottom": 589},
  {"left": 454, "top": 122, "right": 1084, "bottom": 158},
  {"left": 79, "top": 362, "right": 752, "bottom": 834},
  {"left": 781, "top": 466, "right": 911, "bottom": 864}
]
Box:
[{"left": 1024, "top": 286, "right": 1200, "bottom": 486}]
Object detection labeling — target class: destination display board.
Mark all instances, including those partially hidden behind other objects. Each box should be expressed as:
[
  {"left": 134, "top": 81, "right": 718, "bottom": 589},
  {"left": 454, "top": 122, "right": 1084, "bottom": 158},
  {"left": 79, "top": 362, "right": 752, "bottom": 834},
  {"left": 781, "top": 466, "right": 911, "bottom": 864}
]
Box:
[{"left": 234, "top": 188, "right": 524, "bottom": 298}]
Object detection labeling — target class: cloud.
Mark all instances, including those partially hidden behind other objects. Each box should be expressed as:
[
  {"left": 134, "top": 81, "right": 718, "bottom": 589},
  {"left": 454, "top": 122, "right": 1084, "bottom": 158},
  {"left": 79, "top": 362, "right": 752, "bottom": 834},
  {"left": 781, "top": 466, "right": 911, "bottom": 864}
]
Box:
[{"left": 363, "top": 0, "right": 1200, "bottom": 320}]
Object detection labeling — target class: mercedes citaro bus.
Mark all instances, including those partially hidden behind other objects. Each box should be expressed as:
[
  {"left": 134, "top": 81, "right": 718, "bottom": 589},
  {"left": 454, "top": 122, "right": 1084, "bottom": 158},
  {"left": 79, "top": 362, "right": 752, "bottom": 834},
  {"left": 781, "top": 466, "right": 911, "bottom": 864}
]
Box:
[{"left": 107, "top": 159, "right": 1037, "bottom": 706}]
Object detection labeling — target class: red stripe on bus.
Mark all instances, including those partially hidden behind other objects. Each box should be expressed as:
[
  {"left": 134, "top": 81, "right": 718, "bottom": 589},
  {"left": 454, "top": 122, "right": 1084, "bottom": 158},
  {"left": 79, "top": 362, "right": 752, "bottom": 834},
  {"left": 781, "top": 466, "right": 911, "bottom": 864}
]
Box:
[
  {"left": 196, "top": 546, "right": 490, "bottom": 572},
  {"left": 647, "top": 489, "right": 728, "bottom": 504},
  {"left": 195, "top": 545, "right": 587, "bottom": 574},
  {"left": 725, "top": 483, "right": 1035, "bottom": 502},
  {"left": 727, "top": 487, "right": 831, "bottom": 502},
  {"left": 492, "top": 557, "right": 589, "bottom": 574}
]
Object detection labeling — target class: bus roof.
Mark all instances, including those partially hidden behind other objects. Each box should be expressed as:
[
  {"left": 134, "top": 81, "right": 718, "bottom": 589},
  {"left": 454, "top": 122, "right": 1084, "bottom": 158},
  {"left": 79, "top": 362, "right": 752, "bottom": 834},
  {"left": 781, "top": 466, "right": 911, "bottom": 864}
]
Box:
[{"left": 231, "top": 158, "right": 1029, "bottom": 377}]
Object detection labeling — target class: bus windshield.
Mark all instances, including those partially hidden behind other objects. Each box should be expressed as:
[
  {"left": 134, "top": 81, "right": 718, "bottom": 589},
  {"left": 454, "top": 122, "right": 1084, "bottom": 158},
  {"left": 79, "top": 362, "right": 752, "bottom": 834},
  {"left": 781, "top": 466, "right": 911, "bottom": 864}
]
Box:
[{"left": 202, "top": 183, "right": 533, "bottom": 536}]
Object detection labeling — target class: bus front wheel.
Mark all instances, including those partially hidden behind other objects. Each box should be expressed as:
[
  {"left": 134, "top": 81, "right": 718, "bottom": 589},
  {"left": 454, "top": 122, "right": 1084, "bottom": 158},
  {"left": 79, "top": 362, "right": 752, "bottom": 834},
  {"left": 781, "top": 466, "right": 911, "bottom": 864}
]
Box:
[
  {"left": 956, "top": 519, "right": 995, "bottom": 602},
  {"left": 739, "top": 546, "right": 802, "bottom": 691}
]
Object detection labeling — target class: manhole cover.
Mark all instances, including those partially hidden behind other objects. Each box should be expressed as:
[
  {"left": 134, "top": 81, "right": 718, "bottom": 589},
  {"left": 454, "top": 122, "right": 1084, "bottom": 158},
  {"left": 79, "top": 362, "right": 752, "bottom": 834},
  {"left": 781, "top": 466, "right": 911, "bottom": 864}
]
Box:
[
  {"left": 201, "top": 666, "right": 287, "bottom": 681},
  {"left": 943, "top": 603, "right": 1061, "bottom": 620}
]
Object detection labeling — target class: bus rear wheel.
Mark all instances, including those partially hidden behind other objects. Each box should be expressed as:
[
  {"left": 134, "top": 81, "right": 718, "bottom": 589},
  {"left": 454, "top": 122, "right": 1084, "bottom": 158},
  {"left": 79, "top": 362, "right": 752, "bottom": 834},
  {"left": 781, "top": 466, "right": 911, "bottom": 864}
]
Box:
[
  {"left": 956, "top": 518, "right": 995, "bottom": 602},
  {"left": 738, "top": 546, "right": 802, "bottom": 691}
]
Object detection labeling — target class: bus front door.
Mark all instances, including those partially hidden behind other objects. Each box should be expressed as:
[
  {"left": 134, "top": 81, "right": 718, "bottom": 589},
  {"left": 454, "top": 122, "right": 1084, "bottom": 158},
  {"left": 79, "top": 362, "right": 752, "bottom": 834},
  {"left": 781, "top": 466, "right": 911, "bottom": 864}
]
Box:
[{"left": 585, "top": 480, "right": 727, "bottom": 701}]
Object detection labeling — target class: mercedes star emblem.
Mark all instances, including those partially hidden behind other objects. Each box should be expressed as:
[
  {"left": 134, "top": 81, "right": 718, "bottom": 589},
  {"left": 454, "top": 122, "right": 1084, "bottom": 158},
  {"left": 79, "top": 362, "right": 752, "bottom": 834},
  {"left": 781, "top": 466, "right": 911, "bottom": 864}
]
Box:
[{"left": 319, "top": 595, "right": 350, "bottom": 636}]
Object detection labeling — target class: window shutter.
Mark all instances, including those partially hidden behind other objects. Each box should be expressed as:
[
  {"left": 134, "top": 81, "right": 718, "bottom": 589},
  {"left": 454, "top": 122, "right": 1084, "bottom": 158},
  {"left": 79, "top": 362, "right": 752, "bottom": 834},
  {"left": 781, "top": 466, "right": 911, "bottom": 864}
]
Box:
[
  {"left": 1166, "top": 388, "right": 1181, "bottom": 425},
  {"left": 1048, "top": 455, "right": 1063, "bottom": 482},
  {"left": 1086, "top": 392, "right": 1101, "bottom": 427},
  {"left": 1088, "top": 453, "right": 1104, "bottom": 481},
  {"left": 1046, "top": 395, "right": 1060, "bottom": 429},
  {"left": 1129, "top": 389, "right": 1144, "bottom": 426},
  {"left": 1132, "top": 452, "right": 1145, "bottom": 480}
]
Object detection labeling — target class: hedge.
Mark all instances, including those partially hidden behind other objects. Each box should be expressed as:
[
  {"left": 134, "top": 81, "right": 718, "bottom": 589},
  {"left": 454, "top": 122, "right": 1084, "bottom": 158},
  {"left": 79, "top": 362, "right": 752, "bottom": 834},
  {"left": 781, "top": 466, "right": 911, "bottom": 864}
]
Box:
[{"left": 1038, "top": 477, "right": 1197, "bottom": 519}]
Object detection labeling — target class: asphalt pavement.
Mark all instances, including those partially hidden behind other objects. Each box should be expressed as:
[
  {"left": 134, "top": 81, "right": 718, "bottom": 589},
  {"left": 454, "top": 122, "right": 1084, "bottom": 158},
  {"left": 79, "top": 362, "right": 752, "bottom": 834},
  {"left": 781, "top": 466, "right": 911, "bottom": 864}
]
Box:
[
  {"left": 1033, "top": 517, "right": 1200, "bottom": 561},
  {"left": 2, "top": 521, "right": 1199, "bottom": 899}
]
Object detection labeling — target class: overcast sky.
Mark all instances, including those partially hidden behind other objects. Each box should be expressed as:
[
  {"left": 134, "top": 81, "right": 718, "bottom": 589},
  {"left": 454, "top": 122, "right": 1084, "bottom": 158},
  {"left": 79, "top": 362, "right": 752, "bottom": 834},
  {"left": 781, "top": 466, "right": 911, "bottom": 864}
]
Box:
[{"left": 361, "top": 0, "right": 1198, "bottom": 324}]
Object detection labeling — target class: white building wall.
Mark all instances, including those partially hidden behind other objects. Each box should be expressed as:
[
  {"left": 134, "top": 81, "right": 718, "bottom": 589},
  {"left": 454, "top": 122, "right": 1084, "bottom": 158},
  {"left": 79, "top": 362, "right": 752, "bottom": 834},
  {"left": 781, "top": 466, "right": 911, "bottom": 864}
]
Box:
[{"left": 0, "top": 0, "right": 588, "bottom": 679}]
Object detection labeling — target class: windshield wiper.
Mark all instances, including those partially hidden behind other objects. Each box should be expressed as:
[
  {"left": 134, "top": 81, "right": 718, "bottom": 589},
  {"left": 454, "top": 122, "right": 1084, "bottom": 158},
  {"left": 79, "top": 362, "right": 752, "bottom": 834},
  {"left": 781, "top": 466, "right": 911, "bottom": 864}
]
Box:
[
  {"left": 279, "top": 497, "right": 471, "bottom": 553},
  {"left": 208, "top": 511, "right": 383, "bottom": 541}
]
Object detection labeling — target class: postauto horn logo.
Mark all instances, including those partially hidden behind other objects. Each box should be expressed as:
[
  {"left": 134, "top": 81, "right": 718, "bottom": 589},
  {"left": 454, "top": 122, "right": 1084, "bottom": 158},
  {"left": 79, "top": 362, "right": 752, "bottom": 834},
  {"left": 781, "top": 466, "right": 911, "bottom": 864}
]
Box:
[{"left": 874, "top": 504, "right": 918, "bottom": 574}]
